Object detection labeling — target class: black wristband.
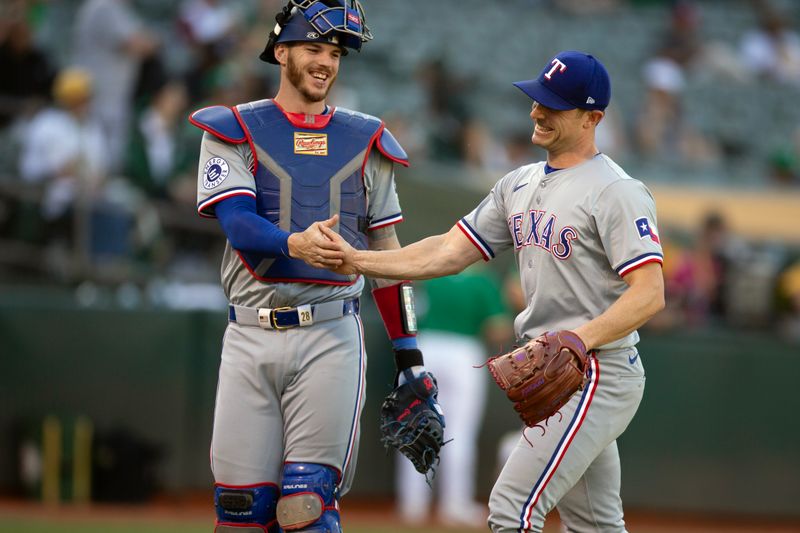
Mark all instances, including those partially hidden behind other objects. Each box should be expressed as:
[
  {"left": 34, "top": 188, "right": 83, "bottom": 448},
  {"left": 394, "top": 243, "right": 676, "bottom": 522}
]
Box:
[{"left": 394, "top": 348, "right": 424, "bottom": 371}]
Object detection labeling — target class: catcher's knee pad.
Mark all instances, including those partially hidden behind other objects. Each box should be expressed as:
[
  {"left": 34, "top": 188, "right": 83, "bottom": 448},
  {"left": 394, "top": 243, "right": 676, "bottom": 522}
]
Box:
[
  {"left": 214, "top": 482, "right": 279, "bottom": 533},
  {"left": 277, "top": 463, "right": 341, "bottom": 532}
]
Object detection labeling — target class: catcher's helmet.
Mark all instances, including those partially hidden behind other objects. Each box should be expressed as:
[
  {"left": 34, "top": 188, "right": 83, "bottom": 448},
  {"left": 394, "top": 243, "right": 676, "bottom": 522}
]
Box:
[{"left": 260, "top": 0, "right": 373, "bottom": 64}]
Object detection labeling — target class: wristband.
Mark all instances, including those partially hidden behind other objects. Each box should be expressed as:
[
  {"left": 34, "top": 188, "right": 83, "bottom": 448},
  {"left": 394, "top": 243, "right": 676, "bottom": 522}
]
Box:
[
  {"left": 372, "top": 281, "right": 417, "bottom": 340},
  {"left": 394, "top": 348, "right": 424, "bottom": 371}
]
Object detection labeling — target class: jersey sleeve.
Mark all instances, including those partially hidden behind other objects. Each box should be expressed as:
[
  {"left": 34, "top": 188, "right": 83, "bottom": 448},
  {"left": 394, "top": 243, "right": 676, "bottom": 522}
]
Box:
[
  {"left": 363, "top": 149, "right": 403, "bottom": 230},
  {"left": 593, "top": 179, "right": 664, "bottom": 277},
  {"left": 196, "top": 132, "right": 257, "bottom": 218},
  {"left": 457, "top": 170, "right": 518, "bottom": 261}
]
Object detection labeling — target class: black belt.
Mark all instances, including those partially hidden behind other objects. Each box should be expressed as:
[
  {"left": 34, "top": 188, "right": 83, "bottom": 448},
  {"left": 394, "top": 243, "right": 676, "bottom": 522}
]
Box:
[{"left": 228, "top": 298, "right": 359, "bottom": 330}]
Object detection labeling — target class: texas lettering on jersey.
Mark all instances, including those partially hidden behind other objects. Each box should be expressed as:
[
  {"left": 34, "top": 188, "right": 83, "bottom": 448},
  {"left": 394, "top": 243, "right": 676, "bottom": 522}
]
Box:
[{"left": 508, "top": 209, "right": 579, "bottom": 260}]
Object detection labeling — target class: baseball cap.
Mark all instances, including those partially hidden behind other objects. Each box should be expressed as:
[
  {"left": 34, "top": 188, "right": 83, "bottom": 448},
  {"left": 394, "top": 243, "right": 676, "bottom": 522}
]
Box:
[
  {"left": 53, "top": 67, "right": 93, "bottom": 107},
  {"left": 513, "top": 51, "right": 611, "bottom": 111}
]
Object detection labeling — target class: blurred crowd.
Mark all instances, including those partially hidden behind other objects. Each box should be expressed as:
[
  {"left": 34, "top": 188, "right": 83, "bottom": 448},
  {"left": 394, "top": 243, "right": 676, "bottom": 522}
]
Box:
[{"left": 0, "top": 0, "right": 799, "bottom": 340}]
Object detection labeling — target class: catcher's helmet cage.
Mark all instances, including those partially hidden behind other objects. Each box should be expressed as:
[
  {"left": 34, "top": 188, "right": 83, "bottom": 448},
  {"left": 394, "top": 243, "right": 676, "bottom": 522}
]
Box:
[{"left": 260, "top": 0, "right": 373, "bottom": 64}]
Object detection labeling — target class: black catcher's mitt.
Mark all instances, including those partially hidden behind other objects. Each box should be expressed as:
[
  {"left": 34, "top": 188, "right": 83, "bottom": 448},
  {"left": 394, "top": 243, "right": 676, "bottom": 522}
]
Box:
[{"left": 379, "top": 370, "right": 446, "bottom": 476}]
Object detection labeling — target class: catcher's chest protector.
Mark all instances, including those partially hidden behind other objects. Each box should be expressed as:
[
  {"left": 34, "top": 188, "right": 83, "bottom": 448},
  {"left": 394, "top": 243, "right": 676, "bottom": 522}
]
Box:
[{"left": 236, "top": 100, "right": 380, "bottom": 284}]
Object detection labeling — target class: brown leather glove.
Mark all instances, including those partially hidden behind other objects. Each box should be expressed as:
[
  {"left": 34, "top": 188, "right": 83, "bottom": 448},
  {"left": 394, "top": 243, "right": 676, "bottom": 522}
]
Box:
[{"left": 487, "top": 330, "right": 590, "bottom": 427}]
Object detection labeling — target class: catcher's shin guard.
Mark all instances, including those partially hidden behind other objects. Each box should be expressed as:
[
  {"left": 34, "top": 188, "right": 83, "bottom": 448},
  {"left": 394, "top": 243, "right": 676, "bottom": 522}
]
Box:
[
  {"left": 277, "top": 463, "right": 342, "bottom": 532},
  {"left": 214, "top": 482, "right": 279, "bottom": 533}
]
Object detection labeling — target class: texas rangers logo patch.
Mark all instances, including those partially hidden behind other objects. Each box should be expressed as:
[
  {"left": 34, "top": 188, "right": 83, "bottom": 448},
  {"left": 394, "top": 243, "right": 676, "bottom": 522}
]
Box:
[
  {"left": 635, "top": 217, "right": 660, "bottom": 244},
  {"left": 294, "top": 132, "right": 328, "bottom": 156},
  {"left": 203, "top": 157, "right": 230, "bottom": 189}
]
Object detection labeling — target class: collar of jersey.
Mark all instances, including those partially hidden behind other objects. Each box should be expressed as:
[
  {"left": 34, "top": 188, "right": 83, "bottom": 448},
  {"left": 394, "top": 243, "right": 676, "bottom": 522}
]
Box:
[
  {"left": 544, "top": 152, "right": 603, "bottom": 177},
  {"left": 272, "top": 99, "right": 334, "bottom": 129}
]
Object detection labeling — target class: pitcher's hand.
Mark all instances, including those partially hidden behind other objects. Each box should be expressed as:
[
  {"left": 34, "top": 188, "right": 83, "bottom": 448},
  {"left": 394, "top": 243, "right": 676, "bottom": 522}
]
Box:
[
  {"left": 287, "top": 216, "right": 344, "bottom": 269},
  {"left": 318, "top": 219, "right": 358, "bottom": 275}
]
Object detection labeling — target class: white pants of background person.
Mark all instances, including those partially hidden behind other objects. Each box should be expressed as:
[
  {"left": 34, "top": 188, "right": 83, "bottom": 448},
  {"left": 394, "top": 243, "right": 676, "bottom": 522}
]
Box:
[{"left": 396, "top": 330, "right": 488, "bottom": 526}]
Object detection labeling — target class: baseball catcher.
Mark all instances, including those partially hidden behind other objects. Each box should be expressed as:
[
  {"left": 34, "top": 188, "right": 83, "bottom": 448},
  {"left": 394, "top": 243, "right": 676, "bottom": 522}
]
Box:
[
  {"left": 379, "top": 367, "right": 446, "bottom": 477},
  {"left": 487, "top": 330, "right": 590, "bottom": 428}
]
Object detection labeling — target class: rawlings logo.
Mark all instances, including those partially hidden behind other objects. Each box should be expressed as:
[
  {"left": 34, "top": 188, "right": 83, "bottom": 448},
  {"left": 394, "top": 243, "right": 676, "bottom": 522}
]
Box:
[
  {"left": 347, "top": 12, "right": 360, "bottom": 24},
  {"left": 294, "top": 132, "right": 328, "bottom": 156}
]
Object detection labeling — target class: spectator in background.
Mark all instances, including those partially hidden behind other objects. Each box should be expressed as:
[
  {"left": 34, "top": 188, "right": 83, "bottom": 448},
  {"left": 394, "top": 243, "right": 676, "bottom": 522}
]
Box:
[
  {"left": 417, "top": 58, "right": 471, "bottom": 162},
  {"left": 73, "top": 0, "right": 159, "bottom": 173},
  {"left": 179, "top": 0, "right": 239, "bottom": 49},
  {"left": 740, "top": 2, "right": 800, "bottom": 86},
  {"left": 635, "top": 38, "right": 721, "bottom": 166},
  {"left": 19, "top": 67, "right": 108, "bottom": 225},
  {"left": 666, "top": 212, "right": 741, "bottom": 327},
  {"left": 634, "top": 1, "right": 755, "bottom": 167},
  {"left": 179, "top": 0, "right": 242, "bottom": 105},
  {"left": 778, "top": 260, "right": 800, "bottom": 342},
  {"left": 126, "top": 79, "right": 196, "bottom": 203},
  {"left": 660, "top": 1, "right": 747, "bottom": 84},
  {"left": 396, "top": 265, "right": 513, "bottom": 527},
  {"left": 0, "top": 3, "right": 54, "bottom": 128},
  {"left": 765, "top": 147, "right": 799, "bottom": 187}
]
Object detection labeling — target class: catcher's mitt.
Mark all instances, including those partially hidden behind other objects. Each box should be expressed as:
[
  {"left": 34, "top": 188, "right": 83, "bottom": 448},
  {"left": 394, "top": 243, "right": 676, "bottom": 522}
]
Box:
[
  {"left": 487, "top": 330, "right": 590, "bottom": 427},
  {"left": 379, "top": 370, "right": 445, "bottom": 476}
]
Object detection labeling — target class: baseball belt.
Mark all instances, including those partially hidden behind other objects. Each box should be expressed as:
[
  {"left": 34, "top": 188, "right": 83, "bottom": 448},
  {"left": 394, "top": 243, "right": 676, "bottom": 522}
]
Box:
[{"left": 228, "top": 298, "right": 359, "bottom": 330}]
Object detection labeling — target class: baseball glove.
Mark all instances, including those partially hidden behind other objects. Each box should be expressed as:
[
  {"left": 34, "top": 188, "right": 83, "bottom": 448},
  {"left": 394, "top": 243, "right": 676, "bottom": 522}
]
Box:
[
  {"left": 487, "top": 330, "right": 590, "bottom": 427},
  {"left": 379, "top": 370, "right": 445, "bottom": 476}
]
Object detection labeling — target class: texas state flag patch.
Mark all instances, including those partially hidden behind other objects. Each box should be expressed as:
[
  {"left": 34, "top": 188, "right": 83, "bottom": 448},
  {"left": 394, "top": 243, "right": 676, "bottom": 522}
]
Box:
[{"left": 635, "top": 217, "right": 660, "bottom": 244}]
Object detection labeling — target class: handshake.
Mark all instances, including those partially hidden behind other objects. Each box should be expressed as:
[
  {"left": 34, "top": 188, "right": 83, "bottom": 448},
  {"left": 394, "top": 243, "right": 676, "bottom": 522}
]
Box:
[{"left": 287, "top": 214, "right": 357, "bottom": 273}]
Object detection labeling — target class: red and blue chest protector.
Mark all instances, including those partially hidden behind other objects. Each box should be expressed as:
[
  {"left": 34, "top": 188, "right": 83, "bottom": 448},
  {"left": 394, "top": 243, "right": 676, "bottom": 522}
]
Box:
[{"left": 191, "top": 99, "right": 408, "bottom": 285}]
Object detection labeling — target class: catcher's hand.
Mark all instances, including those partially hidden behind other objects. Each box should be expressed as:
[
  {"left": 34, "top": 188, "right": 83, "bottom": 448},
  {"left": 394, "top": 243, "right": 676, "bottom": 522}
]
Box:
[
  {"left": 379, "top": 370, "right": 445, "bottom": 476},
  {"left": 487, "top": 330, "right": 590, "bottom": 427}
]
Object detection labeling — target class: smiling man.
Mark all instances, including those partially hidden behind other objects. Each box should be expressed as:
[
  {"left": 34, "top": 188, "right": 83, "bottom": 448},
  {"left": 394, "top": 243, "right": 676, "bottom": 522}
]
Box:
[
  {"left": 313, "top": 50, "right": 665, "bottom": 533},
  {"left": 187, "top": 2, "right": 445, "bottom": 532}
]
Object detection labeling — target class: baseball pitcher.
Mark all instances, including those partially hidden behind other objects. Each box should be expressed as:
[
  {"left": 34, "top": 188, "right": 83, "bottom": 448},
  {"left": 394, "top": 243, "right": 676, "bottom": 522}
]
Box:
[{"left": 314, "top": 50, "right": 665, "bottom": 533}]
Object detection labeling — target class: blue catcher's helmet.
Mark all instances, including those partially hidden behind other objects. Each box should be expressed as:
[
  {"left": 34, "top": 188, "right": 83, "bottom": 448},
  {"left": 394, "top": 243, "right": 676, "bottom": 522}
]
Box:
[{"left": 260, "top": 0, "right": 373, "bottom": 64}]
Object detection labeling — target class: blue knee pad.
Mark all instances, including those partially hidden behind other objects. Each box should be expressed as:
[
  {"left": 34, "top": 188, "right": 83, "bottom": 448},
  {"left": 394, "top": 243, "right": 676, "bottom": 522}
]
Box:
[
  {"left": 215, "top": 483, "right": 279, "bottom": 533},
  {"left": 277, "top": 463, "right": 341, "bottom": 532}
]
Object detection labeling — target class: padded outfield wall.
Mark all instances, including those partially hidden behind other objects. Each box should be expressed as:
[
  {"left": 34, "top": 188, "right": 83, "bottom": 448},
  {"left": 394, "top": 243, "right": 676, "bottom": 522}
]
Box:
[{"left": 0, "top": 304, "right": 798, "bottom": 517}]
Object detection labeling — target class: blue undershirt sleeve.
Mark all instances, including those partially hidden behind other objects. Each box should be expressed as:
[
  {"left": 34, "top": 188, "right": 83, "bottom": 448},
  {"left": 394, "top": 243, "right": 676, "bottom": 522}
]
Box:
[{"left": 215, "top": 195, "right": 291, "bottom": 257}]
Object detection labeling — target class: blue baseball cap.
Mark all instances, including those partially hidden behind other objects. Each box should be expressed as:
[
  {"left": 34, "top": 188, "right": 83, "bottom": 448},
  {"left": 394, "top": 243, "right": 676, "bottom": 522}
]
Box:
[{"left": 513, "top": 51, "right": 611, "bottom": 111}]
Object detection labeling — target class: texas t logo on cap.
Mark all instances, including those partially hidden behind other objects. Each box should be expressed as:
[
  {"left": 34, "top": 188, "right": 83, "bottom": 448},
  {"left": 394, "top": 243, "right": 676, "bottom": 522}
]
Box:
[
  {"left": 513, "top": 50, "right": 611, "bottom": 111},
  {"left": 544, "top": 58, "right": 567, "bottom": 80}
]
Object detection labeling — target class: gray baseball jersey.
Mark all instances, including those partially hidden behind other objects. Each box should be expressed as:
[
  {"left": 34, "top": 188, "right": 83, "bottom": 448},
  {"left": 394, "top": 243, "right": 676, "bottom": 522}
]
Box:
[
  {"left": 196, "top": 131, "right": 402, "bottom": 308},
  {"left": 458, "top": 153, "right": 662, "bottom": 532},
  {"left": 458, "top": 153, "right": 663, "bottom": 348}
]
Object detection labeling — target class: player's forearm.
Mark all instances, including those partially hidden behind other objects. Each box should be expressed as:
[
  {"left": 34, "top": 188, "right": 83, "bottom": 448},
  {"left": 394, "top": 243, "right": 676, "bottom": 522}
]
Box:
[
  {"left": 573, "top": 268, "right": 665, "bottom": 350},
  {"left": 354, "top": 234, "right": 466, "bottom": 280},
  {"left": 366, "top": 228, "right": 408, "bottom": 288}
]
